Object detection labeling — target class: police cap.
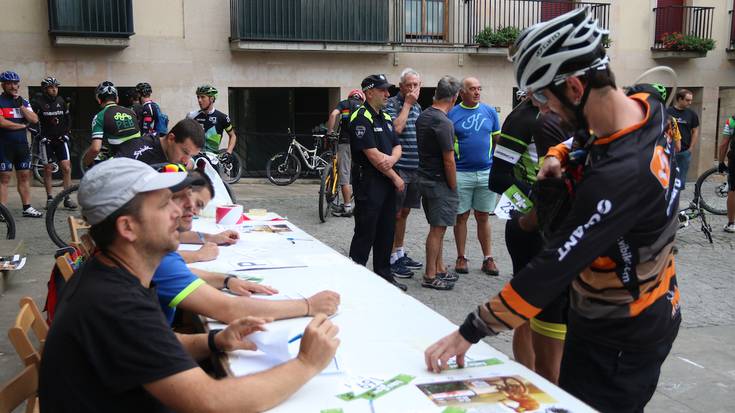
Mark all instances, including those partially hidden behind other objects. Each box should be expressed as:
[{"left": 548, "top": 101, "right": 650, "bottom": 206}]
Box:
[{"left": 361, "top": 74, "right": 393, "bottom": 92}]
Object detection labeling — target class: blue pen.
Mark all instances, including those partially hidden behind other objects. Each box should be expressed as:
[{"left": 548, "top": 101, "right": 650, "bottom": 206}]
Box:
[{"left": 288, "top": 313, "right": 339, "bottom": 343}]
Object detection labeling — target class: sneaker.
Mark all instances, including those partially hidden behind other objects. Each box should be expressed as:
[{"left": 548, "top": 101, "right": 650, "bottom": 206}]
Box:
[
  {"left": 331, "top": 204, "right": 353, "bottom": 217},
  {"left": 421, "top": 276, "right": 454, "bottom": 291},
  {"left": 391, "top": 262, "right": 414, "bottom": 279},
  {"left": 389, "top": 278, "right": 408, "bottom": 291},
  {"left": 481, "top": 257, "right": 500, "bottom": 276},
  {"left": 455, "top": 256, "right": 469, "bottom": 274},
  {"left": 396, "top": 254, "right": 422, "bottom": 269},
  {"left": 436, "top": 271, "right": 459, "bottom": 282},
  {"left": 63, "top": 196, "right": 78, "bottom": 210},
  {"left": 725, "top": 223, "right": 735, "bottom": 233},
  {"left": 22, "top": 206, "right": 43, "bottom": 218}
]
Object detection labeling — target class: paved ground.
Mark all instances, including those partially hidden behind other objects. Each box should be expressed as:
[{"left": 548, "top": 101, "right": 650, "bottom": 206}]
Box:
[{"left": 0, "top": 180, "right": 732, "bottom": 412}]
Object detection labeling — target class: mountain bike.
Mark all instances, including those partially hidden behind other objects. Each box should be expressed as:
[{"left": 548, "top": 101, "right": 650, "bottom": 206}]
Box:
[
  {"left": 694, "top": 166, "right": 728, "bottom": 215},
  {"left": 318, "top": 134, "right": 340, "bottom": 223},
  {"left": 200, "top": 149, "right": 243, "bottom": 184},
  {"left": 0, "top": 203, "right": 16, "bottom": 240},
  {"left": 266, "top": 129, "right": 330, "bottom": 186},
  {"left": 678, "top": 190, "right": 713, "bottom": 243}
]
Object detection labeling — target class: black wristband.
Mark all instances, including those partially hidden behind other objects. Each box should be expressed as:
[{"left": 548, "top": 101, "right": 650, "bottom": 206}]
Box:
[
  {"left": 208, "top": 329, "right": 223, "bottom": 354},
  {"left": 458, "top": 313, "right": 486, "bottom": 344},
  {"left": 223, "top": 275, "right": 235, "bottom": 289}
]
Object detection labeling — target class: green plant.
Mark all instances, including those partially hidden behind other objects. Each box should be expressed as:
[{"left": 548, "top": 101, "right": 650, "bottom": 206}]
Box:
[
  {"left": 659, "top": 32, "right": 715, "bottom": 53},
  {"left": 475, "top": 26, "right": 520, "bottom": 48}
]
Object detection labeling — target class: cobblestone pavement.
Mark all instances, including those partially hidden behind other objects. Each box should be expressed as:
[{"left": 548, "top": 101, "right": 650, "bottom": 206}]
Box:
[{"left": 0, "top": 180, "right": 732, "bottom": 412}]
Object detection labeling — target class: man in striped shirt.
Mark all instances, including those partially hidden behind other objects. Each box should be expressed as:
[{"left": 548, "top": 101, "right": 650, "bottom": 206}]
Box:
[{"left": 385, "top": 68, "right": 424, "bottom": 278}]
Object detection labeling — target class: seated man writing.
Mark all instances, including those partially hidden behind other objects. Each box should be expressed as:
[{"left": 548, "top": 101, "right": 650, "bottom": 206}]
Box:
[
  {"left": 153, "top": 167, "right": 340, "bottom": 325},
  {"left": 39, "top": 158, "right": 340, "bottom": 413},
  {"left": 117, "top": 117, "right": 238, "bottom": 263}
]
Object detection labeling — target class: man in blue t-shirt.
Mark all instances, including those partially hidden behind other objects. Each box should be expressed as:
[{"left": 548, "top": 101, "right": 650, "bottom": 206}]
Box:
[
  {"left": 447, "top": 77, "right": 501, "bottom": 276},
  {"left": 0, "top": 70, "right": 43, "bottom": 217}
]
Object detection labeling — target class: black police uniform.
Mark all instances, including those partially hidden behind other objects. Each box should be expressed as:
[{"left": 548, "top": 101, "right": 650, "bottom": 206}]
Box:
[{"left": 348, "top": 102, "right": 400, "bottom": 283}]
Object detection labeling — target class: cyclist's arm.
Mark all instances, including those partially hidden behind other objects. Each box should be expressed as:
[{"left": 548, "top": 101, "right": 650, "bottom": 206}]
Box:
[
  {"left": 326, "top": 109, "right": 340, "bottom": 133},
  {"left": 460, "top": 162, "right": 641, "bottom": 342},
  {"left": 719, "top": 118, "right": 733, "bottom": 163},
  {"left": 0, "top": 117, "right": 26, "bottom": 130},
  {"left": 83, "top": 140, "right": 102, "bottom": 166},
  {"left": 225, "top": 128, "right": 237, "bottom": 154},
  {"left": 720, "top": 135, "right": 730, "bottom": 163},
  {"left": 20, "top": 102, "right": 38, "bottom": 124}
]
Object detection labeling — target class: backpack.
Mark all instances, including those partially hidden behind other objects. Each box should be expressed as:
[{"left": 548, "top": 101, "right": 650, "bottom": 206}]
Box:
[
  {"left": 155, "top": 109, "right": 169, "bottom": 135},
  {"left": 44, "top": 246, "right": 85, "bottom": 324}
]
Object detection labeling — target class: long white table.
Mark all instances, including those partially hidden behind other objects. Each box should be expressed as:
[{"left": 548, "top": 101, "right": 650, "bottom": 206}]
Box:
[{"left": 187, "top": 217, "right": 595, "bottom": 413}]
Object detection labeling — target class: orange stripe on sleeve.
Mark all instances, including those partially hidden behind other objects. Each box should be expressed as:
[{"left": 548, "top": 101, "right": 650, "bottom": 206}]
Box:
[{"left": 499, "top": 284, "right": 541, "bottom": 319}]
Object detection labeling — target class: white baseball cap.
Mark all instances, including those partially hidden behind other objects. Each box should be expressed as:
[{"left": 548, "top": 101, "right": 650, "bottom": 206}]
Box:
[{"left": 78, "top": 158, "right": 188, "bottom": 225}]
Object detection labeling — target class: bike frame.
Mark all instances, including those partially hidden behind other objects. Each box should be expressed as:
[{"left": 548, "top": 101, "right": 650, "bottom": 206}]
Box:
[{"left": 286, "top": 136, "right": 328, "bottom": 171}]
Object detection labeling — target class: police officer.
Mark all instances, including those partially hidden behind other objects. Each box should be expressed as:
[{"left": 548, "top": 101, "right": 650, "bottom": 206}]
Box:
[
  {"left": 31, "top": 76, "right": 76, "bottom": 209},
  {"left": 349, "top": 74, "right": 407, "bottom": 291}
]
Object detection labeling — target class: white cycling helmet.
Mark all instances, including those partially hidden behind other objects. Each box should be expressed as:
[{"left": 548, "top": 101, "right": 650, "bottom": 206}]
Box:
[{"left": 510, "top": 6, "right": 609, "bottom": 95}]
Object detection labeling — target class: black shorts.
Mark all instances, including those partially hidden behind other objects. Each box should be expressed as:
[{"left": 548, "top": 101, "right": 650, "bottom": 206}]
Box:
[
  {"left": 559, "top": 328, "right": 677, "bottom": 412},
  {"left": 728, "top": 152, "right": 735, "bottom": 190},
  {"left": 41, "top": 137, "right": 71, "bottom": 163},
  {"left": 505, "top": 214, "right": 568, "bottom": 332},
  {"left": 0, "top": 142, "right": 31, "bottom": 171}
]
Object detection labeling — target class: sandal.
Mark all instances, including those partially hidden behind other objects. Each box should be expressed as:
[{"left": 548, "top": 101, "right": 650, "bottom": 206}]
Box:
[
  {"left": 421, "top": 276, "right": 454, "bottom": 290},
  {"left": 436, "top": 271, "right": 459, "bottom": 282}
]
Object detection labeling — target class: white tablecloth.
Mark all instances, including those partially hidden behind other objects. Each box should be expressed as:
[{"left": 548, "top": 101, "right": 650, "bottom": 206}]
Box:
[{"left": 188, "top": 217, "right": 595, "bottom": 413}]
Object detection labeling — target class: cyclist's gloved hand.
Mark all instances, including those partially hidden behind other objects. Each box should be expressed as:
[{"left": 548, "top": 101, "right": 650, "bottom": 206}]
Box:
[{"left": 718, "top": 162, "right": 728, "bottom": 173}]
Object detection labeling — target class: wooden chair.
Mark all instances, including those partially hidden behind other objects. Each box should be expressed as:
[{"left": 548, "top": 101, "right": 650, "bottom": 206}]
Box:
[
  {"left": 54, "top": 254, "right": 75, "bottom": 281},
  {"left": 67, "top": 216, "right": 90, "bottom": 246},
  {"left": 80, "top": 233, "right": 95, "bottom": 257},
  {"left": 0, "top": 364, "right": 38, "bottom": 413},
  {"left": 7, "top": 297, "right": 49, "bottom": 368}
]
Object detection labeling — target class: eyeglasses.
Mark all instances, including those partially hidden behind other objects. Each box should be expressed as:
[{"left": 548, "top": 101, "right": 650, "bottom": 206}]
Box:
[
  {"left": 530, "top": 89, "right": 549, "bottom": 106},
  {"left": 154, "top": 163, "right": 187, "bottom": 173}
]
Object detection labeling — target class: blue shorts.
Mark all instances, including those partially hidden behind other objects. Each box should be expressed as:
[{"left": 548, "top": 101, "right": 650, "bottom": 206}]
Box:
[
  {"left": 456, "top": 169, "right": 497, "bottom": 214},
  {"left": 0, "top": 142, "right": 31, "bottom": 171}
]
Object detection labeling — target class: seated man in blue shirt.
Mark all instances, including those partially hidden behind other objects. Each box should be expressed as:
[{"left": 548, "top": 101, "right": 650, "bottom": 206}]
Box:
[{"left": 153, "top": 170, "right": 341, "bottom": 324}]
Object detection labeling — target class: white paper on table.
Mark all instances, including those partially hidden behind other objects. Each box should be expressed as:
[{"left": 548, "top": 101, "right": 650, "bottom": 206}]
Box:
[
  {"left": 247, "top": 328, "right": 293, "bottom": 362},
  {"left": 492, "top": 193, "right": 516, "bottom": 220},
  {"left": 177, "top": 244, "right": 202, "bottom": 252}
]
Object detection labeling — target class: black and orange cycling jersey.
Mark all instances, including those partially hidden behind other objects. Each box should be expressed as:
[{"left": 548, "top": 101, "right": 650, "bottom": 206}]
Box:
[{"left": 460, "top": 92, "right": 682, "bottom": 351}]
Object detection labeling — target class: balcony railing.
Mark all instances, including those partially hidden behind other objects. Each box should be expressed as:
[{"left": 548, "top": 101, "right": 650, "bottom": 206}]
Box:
[
  {"left": 48, "top": 0, "right": 134, "bottom": 38},
  {"left": 729, "top": 8, "right": 734, "bottom": 49},
  {"left": 652, "top": 5, "right": 713, "bottom": 50},
  {"left": 230, "top": 0, "right": 610, "bottom": 50},
  {"left": 393, "top": 0, "right": 610, "bottom": 47},
  {"left": 230, "top": 0, "right": 390, "bottom": 43}
]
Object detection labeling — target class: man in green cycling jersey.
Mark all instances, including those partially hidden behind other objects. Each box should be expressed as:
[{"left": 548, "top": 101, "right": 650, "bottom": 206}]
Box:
[
  {"left": 186, "top": 85, "right": 237, "bottom": 159},
  {"left": 83, "top": 81, "right": 142, "bottom": 167}
]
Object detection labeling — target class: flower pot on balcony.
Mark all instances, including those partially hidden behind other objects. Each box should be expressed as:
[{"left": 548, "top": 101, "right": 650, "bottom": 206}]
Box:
[{"left": 651, "top": 49, "right": 707, "bottom": 59}]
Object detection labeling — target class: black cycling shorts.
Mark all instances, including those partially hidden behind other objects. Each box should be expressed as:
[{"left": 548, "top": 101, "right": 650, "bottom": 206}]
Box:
[
  {"left": 505, "top": 214, "right": 569, "bottom": 330},
  {"left": 728, "top": 152, "right": 735, "bottom": 190},
  {"left": 41, "top": 138, "right": 71, "bottom": 163},
  {"left": 0, "top": 142, "right": 31, "bottom": 171}
]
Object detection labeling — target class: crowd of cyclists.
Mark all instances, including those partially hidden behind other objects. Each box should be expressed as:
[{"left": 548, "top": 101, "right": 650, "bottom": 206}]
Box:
[{"left": 0, "top": 70, "right": 238, "bottom": 219}]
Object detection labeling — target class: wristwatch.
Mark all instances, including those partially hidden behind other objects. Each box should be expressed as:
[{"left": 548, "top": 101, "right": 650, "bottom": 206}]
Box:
[
  {"left": 223, "top": 275, "right": 236, "bottom": 290},
  {"left": 208, "top": 329, "right": 223, "bottom": 354}
]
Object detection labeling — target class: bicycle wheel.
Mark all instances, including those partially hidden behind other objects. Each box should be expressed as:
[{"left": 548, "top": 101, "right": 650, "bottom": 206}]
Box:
[
  {"left": 33, "top": 160, "right": 64, "bottom": 187},
  {"left": 265, "top": 152, "right": 301, "bottom": 186},
  {"left": 318, "top": 165, "right": 332, "bottom": 223},
  {"left": 217, "top": 149, "right": 243, "bottom": 184},
  {"left": 0, "top": 203, "right": 16, "bottom": 239},
  {"left": 46, "top": 184, "right": 81, "bottom": 248},
  {"left": 695, "top": 167, "right": 728, "bottom": 215}
]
